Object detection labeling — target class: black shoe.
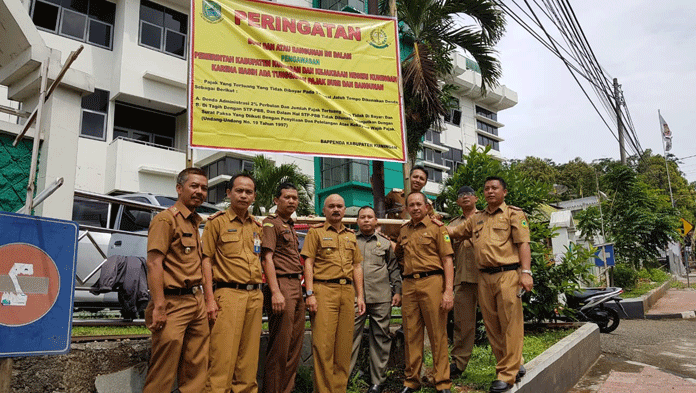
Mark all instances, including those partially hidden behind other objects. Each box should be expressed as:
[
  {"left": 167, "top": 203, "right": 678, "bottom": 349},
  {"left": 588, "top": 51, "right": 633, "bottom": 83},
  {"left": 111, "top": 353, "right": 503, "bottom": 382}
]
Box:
[
  {"left": 437, "top": 390, "right": 452, "bottom": 393},
  {"left": 398, "top": 387, "right": 416, "bottom": 393},
  {"left": 450, "top": 363, "right": 463, "bottom": 378},
  {"left": 516, "top": 364, "right": 526, "bottom": 382},
  {"left": 367, "top": 384, "right": 382, "bottom": 393},
  {"left": 489, "top": 379, "right": 513, "bottom": 393}
]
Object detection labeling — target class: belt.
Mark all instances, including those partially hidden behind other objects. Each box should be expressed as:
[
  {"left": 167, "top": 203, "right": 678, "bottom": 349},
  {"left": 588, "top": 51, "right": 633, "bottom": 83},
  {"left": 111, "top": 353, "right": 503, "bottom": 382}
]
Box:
[
  {"left": 314, "top": 278, "right": 353, "bottom": 285},
  {"left": 215, "top": 282, "right": 262, "bottom": 291},
  {"left": 479, "top": 263, "right": 520, "bottom": 274},
  {"left": 163, "top": 286, "right": 200, "bottom": 296},
  {"left": 403, "top": 269, "right": 444, "bottom": 280},
  {"left": 276, "top": 273, "right": 302, "bottom": 279}
]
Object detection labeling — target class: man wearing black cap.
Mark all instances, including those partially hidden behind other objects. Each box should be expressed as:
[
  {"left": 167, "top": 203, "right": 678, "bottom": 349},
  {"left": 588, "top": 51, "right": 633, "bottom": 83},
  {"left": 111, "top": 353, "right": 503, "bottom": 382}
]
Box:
[{"left": 448, "top": 186, "right": 479, "bottom": 378}]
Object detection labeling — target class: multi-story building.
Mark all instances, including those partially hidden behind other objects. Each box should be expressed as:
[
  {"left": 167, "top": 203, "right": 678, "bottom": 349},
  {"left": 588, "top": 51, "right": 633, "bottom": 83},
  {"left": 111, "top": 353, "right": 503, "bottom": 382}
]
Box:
[{"left": 0, "top": 0, "right": 516, "bottom": 218}]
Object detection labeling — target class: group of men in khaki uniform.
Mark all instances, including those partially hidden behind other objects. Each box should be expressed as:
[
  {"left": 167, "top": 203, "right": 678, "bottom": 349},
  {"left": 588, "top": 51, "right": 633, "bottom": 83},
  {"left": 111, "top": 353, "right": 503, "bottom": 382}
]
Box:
[{"left": 142, "top": 167, "right": 531, "bottom": 393}]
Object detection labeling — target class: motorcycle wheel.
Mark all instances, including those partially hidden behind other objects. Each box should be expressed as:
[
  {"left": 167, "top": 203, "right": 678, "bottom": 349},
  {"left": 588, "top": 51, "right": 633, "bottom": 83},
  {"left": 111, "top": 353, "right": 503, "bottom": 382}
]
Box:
[{"left": 598, "top": 307, "right": 620, "bottom": 333}]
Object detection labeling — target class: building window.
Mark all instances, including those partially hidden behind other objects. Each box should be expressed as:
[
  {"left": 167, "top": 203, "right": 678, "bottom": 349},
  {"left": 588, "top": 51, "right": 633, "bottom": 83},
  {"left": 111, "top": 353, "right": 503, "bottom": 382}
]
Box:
[
  {"left": 80, "top": 89, "right": 109, "bottom": 140},
  {"left": 139, "top": 0, "right": 188, "bottom": 59},
  {"left": 476, "top": 120, "right": 498, "bottom": 136},
  {"left": 321, "top": 158, "right": 369, "bottom": 188},
  {"left": 113, "top": 103, "right": 176, "bottom": 148},
  {"left": 424, "top": 129, "right": 441, "bottom": 145},
  {"left": 476, "top": 105, "right": 498, "bottom": 122},
  {"left": 444, "top": 99, "right": 462, "bottom": 126},
  {"left": 478, "top": 134, "right": 500, "bottom": 151},
  {"left": 31, "top": 0, "right": 115, "bottom": 49},
  {"left": 320, "top": 0, "right": 365, "bottom": 12},
  {"left": 201, "top": 157, "right": 254, "bottom": 204},
  {"left": 423, "top": 167, "right": 442, "bottom": 183}
]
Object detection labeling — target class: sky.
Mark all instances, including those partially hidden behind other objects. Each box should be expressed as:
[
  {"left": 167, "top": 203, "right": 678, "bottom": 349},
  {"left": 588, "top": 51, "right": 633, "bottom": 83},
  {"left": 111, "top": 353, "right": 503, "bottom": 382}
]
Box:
[{"left": 493, "top": 0, "right": 696, "bottom": 182}]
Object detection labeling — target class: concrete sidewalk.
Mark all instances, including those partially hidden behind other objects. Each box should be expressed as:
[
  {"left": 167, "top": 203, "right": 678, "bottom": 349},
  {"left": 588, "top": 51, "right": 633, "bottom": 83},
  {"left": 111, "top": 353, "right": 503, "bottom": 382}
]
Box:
[{"left": 644, "top": 274, "right": 696, "bottom": 319}]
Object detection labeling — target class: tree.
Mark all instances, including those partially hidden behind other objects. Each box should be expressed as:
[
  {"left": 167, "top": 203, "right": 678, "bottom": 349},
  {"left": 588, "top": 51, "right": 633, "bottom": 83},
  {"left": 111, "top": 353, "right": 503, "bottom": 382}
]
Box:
[
  {"left": 382, "top": 0, "right": 506, "bottom": 161},
  {"left": 437, "top": 146, "right": 552, "bottom": 216},
  {"left": 576, "top": 163, "right": 681, "bottom": 269},
  {"left": 250, "top": 155, "right": 314, "bottom": 216},
  {"left": 631, "top": 150, "right": 696, "bottom": 223},
  {"left": 556, "top": 158, "right": 598, "bottom": 200},
  {"left": 511, "top": 156, "right": 559, "bottom": 186}
]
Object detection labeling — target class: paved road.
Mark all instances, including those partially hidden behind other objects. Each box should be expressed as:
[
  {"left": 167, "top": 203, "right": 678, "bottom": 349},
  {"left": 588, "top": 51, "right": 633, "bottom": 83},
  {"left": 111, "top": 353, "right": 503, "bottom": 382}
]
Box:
[{"left": 569, "top": 319, "right": 696, "bottom": 392}]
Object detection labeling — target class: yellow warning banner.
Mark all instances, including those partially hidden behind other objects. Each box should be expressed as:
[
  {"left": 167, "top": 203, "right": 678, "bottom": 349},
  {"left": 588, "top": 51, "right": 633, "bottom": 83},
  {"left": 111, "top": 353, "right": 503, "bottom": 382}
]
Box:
[{"left": 189, "top": 0, "right": 406, "bottom": 162}]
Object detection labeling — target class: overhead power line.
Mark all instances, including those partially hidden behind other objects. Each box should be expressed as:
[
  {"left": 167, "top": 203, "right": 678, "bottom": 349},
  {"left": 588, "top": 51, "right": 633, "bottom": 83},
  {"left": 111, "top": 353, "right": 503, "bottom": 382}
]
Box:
[{"left": 493, "top": 0, "right": 644, "bottom": 159}]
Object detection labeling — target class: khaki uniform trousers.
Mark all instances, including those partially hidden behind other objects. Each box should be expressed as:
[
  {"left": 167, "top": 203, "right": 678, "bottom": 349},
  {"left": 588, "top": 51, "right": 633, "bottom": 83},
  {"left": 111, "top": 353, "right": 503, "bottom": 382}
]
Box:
[
  {"left": 144, "top": 291, "right": 210, "bottom": 393},
  {"left": 402, "top": 275, "right": 451, "bottom": 390},
  {"left": 350, "top": 301, "right": 392, "bottom": 385},
  {"left": 205, "top": 287, "right": 263, "bottom": 393},
  {"left": 451, "top": 282, "right": 478, "bottom": 371},
  {"left": 478, "top": 270, "right": 523, "bottom": 385},
  {"left": 262, "top": 278, "right": 305, "bottom": 393},
  {"left": 310, "top": 282, "right": 355, "bottom": 393}
]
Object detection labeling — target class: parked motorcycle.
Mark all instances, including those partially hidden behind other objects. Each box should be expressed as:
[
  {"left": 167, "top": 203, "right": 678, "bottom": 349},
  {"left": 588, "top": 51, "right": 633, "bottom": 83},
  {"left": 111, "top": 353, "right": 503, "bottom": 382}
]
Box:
[{"left": 560, "top": 287, "right": 627, "bottom": 333}]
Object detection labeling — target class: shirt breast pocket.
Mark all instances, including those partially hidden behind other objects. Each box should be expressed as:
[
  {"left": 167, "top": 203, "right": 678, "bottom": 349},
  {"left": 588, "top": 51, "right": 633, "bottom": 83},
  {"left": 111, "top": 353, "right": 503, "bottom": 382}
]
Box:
[
  {"left": 180, "top": 236, "right": 198, "bottom": 257},
  {"left": 344, "top": 240, "right": 356, "bottom": 260},
  {"left": 319, "top": 238, "right": 337, "bottom": 258},
  {"left": 220, "top": 231, "right": 242, "bottom": 254},
  {"left": 418, "top": 234, "right": 434, "bottom": 245},
  {"left": 491, "top": 221, "right": 510, "bottom": 241}
]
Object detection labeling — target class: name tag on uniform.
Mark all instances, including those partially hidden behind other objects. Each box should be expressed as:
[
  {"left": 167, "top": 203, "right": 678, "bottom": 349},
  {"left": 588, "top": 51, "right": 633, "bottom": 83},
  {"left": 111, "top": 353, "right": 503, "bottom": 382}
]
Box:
[
  {"left": 228, "top": 229, "right": 237, "bottom": 232},
  {"left": 182, "top": 233, "right": 193, "bottom": 237}
]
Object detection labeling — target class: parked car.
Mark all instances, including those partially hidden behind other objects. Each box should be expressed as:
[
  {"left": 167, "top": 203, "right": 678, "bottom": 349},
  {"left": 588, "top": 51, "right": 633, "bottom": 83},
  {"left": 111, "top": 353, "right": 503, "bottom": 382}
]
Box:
[{"left": 71, "top": 191, "right": 222, "bottom": 314}]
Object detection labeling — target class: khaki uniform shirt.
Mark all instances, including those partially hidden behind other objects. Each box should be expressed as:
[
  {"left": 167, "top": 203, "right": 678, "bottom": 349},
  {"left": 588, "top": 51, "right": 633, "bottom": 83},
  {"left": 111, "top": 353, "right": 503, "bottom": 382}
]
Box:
[
  {"left": 450, "top": 213, "right": 479, "bottom": 284},
  {"left": 356, "top": 231, "right": 402, "bottom": 303},
  {"left": 147, "top": 201, "right": 203, "bottom": 289},
  {"left": 395, "top": 215, "right": 454, "bottom": 276},
  {"left": 301, "top": 222, "right": 362, "bottom": 280},
  {"left": 261, "top": 213, "right": 302, "bottom": 275},
  {"left": 450, "top": 202, "right": 530, "bottom": 268},
  {"left": 202, "top": 209, "right": 263, "bottom": 284}
]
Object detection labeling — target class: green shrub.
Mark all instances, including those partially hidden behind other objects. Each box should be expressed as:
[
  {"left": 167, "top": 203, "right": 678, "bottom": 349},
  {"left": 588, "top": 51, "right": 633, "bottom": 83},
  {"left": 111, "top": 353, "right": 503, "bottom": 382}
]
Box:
[
  {"left": 649, "top": 268, "right": 670, "bottom": 282},
  {"left": 613, "top": 264, "right": 638, "bottom": 290}
]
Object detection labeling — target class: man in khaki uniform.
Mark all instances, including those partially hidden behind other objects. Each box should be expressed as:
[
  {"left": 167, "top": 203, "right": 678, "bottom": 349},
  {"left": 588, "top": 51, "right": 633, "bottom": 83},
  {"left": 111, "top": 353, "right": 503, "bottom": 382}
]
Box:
[
  {"left": 351, "top": 206, "right": 402, "bottom": 393},
  {"left": 261, "top": 183, "right": 304, "bottom": 393},
  {"left": 395, "top": 192, "right": 454, "bottom": 393},
  {"left": 449, "top": 176, "right": 533, "bottom": 393},
  {"left": 144, "top": 167, "right": 210, "bottom": 393},
  {"left": 302, "top": 194, "right": 366, "bottom": 393},
  {"left": 383, "top": 165, "right": 432, "bottom": 242},
  {"left": 449, "top": 186, "right": 479, "bottom": 378},
  {"left": 203, "top": 173, "right": 264, "bottom": 393}
]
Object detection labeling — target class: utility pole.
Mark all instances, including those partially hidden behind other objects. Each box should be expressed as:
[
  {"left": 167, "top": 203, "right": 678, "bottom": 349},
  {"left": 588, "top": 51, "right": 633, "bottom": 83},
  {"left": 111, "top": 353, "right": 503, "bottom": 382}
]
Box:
[{"left": 614, "top": 78, "right": 626, "bottom": 165}]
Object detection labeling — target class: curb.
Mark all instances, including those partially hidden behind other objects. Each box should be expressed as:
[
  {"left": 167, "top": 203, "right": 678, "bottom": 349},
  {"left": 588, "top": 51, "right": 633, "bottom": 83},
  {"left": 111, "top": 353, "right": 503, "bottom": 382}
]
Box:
[
  {"left": 606, "top": 278, "right": 673, "bottom": 319},
  {"left": 511, "top": 323, "right": 600, "bottom": 393},
  {"left": 645, "top": 310, "right": 696, "bottom": 320}
]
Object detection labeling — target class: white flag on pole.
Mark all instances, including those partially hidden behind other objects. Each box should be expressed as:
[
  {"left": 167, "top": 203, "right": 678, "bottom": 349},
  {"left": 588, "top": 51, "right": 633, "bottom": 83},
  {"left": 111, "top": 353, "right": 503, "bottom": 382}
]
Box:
[{"left": 659, "top": 112, "right": 672, "bottom": 151}]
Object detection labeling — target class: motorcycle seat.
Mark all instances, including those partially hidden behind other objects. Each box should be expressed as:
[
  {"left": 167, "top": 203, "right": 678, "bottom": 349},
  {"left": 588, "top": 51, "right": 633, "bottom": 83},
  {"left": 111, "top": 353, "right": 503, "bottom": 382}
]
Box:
[{"left": 571, "top": 288, "right": 613, "bottom": 301}]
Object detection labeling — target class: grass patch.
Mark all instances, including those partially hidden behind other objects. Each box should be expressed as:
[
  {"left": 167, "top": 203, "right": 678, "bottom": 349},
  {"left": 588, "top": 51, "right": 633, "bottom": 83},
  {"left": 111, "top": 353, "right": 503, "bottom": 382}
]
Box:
[
  {"left": 72, "top": 326, "right": 150, "bottom": 336},
  {"left": 346, "top": 327, "right": 574, "bottom": 393},
  {"left": 622, "top": 280, "right": 662, "bottom": 298},
  {"left": 671, "top": 281, "right": 696, "bottom": 290},
  {"left": 450, "top": 328, "right": 573, "bottom": 393}
]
